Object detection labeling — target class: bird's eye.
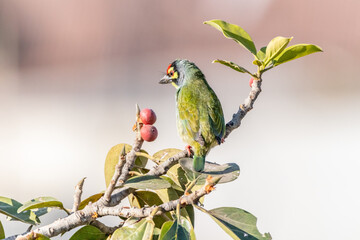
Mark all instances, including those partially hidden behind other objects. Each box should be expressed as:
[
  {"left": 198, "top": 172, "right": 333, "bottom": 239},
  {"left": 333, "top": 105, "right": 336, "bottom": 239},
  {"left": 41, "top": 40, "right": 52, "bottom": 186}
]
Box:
[{"left": 166, "top": 66, "right": 178, "bottom": 79}]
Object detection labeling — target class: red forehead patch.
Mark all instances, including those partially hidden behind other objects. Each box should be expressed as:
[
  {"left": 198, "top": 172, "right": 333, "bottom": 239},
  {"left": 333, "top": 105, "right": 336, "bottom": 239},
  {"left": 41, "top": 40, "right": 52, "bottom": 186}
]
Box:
[{"left": 166, "top": 64, "right": 172, "bottom": 74}]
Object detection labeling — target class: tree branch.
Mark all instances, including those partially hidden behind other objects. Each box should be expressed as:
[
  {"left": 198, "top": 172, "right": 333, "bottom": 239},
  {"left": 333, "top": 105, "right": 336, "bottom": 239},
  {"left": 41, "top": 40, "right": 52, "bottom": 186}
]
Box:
[
  {"left": 98, "top": 175, "right": 216, "bottom": 218},
  {"left": 224, "top": 77, "right": 262, "bottom": 139}
]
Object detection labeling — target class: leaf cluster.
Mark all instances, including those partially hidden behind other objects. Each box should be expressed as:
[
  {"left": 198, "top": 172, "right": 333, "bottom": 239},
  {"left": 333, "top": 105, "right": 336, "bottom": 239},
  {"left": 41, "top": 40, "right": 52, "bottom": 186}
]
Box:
[
  {"left": 102, "top": 146, "right": 267, "bottom": 240},
  {"left": 204, "top": 19, "right": 322, "bottom": 78},
  {"left": 0, "top": 145, "right": 266, "bottom": 240}
]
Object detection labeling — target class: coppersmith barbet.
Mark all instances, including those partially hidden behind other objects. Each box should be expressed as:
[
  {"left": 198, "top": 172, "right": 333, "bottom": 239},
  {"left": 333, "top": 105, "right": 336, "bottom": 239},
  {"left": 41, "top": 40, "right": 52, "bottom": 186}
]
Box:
[{"left": 159, "top": 59, "right": 225, "bottom": 172}]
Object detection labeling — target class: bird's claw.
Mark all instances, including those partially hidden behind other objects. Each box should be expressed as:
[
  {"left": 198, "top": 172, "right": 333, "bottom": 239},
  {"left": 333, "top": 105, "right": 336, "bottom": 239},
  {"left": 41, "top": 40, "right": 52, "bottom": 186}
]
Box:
[{"left": 185, "top": 145, "right": 192, "bottom": 156}]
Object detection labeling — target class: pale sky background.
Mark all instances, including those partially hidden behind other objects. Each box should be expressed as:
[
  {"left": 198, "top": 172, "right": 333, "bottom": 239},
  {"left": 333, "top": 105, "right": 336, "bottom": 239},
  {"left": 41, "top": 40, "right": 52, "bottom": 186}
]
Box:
[{"left": 0, "top": 0, "right": 359, "bottom": 239}]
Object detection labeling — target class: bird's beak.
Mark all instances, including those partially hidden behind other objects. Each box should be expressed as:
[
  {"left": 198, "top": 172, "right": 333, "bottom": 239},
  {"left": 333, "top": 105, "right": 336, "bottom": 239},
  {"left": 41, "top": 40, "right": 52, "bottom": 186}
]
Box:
[{"left": 159, "top": 75, "right": 172, "bottom": 84}]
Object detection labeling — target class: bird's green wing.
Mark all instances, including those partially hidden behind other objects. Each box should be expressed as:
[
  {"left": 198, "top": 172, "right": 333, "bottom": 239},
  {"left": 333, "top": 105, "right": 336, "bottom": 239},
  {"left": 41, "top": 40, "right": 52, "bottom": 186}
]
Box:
[
  {"left": 206, "top": 88, "right": 225, "bottom": 141},
  {"left": 177, "top": 85, "right": 200, "bottom": 140}
]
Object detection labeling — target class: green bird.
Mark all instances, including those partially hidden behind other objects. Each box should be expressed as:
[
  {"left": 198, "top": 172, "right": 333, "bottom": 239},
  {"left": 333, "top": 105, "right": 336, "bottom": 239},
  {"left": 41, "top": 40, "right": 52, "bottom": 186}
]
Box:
[{"left": 159, "top": 59, "right": 225, "bottom": 172}]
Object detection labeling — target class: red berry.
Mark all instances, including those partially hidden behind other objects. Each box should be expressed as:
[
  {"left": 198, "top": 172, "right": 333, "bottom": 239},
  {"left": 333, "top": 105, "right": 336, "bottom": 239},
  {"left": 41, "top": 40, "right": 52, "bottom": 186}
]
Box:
[
  {"left": 249, "top": 78, "right": 254, "bottom": 87},
  {"left": 140, "top": 108, "right": 157, "bottom": 125},
  {"left": 140, "top": 125, "right": 158, "bottom": 142}
]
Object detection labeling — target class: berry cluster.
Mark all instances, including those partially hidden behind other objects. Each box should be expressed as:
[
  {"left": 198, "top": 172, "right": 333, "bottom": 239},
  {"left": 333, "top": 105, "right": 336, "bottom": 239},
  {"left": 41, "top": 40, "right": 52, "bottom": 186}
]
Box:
[{"left": 139, "top": 108, "right": 158, "bottom": 142}]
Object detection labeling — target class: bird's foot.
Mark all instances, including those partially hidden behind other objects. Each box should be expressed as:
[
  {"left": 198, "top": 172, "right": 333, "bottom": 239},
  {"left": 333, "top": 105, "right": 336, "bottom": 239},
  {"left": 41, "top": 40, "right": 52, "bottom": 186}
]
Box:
[{"left": 185, "top": 145, "right": 193, "bottom": 156}]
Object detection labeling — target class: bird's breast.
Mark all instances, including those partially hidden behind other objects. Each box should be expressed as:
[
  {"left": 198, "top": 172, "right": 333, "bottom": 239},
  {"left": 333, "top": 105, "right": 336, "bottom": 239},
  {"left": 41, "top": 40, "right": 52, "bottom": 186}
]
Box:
[{"left": 176, "top": 111, "right": 195, "bottom": 146}]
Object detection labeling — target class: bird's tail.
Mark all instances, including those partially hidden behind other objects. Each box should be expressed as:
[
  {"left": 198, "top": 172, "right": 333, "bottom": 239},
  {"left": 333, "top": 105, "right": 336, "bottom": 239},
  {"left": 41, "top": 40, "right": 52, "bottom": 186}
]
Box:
[{"left": 193, "top": 155, "right": 205, "bottom": 172}]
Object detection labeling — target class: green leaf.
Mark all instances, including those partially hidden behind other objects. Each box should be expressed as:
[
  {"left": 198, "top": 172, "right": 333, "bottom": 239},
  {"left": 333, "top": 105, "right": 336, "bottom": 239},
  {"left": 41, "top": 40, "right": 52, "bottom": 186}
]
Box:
[
  {"left": 18, "top": 197, "right": 64, "bottom": 214},
  {"left": 78, "top": 192, "right": 104, "bottom": 210},
  {"left": 129, "top": 191, "right": 171, "bottom": 228},
  {"left": 153, "top": 149, "right": 189, "bottom": 190},
  {"left": 0, "top": 196, "right": 39, "bottom": 225},
  {"left": 256, "top": 47, "right": 267, "bottom": 61},
  {"left": 213, "top": 60, "right": 252, "bottom": 75},
  {"left": 195, "top": 206, "right": 271, "bottom": 240},
  {"left": 160, "top": 177, "right": 184, "bottom": 192},
  {"left": 264, "top": 36, "right": 292, "bottom": 66},
  {"left": 155, "top": 185, "right": 182, "bottom": 204},
  {"left": 179, "top": 158, "right": 240, "bottom": 184},
  {"left": 252, "top": 59, "right": 263, "bottom": 67},
  {"left": 33, "top": 207, "right": 52, "bottom": 218},
  {"left": 273, "top": 44, "right": 323, "bottom": 66},
  {"left": 110, "top": 218, "right": 155, "bottom": 240},
  {"left": 69, "top": 225, "right": 108, "bottom": 240},
  {"left": 125, "top": 176, "right": 171, "bottom": 190},
  {"left": 204, "top": 19, "right": 257, "bottom": 55},
  {"left": 129, "top": 191, "right": 163, "bottom": 208},
  {"left": 134, "top": 151, "right": 149, "bottom": 170},
  {"left": 0, "top": 220, "right": 5, "bottom": 239},
  {"left": 105, "top": 143, "right": 131, "bottom": 187},
  {"left": 153, "top": 227, "right": 161, "bottom": 240},
  {"left": 183, "top": 205, "right": 195, "bottom": 228},
  {"left": 159, "top": 216, "right": 196, "bottom": 240},
  {"left": 104, "top": 143, "right": 148, "bottom": 187},
  {"left": 158, "top": 221, "right": 172, "bottom": 240}
]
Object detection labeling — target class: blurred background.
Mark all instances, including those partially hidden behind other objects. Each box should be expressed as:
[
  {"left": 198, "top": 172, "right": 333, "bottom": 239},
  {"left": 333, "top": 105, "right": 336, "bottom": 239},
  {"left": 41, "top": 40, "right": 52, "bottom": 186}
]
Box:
[{"left": 0, "top": 0, "right": 359, "bottom": 239}]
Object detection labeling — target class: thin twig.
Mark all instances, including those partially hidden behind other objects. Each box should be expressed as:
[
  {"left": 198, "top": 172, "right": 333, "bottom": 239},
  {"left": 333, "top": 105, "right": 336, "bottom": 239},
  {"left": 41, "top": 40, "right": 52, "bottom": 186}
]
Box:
[
  {"left": 117, "top": 137, "right": 144, "bottom": 185},
  {"left": 146, "top": 149, "right": 189, "bottom": 176},
  {"left": 106, "top": 137, "right": 144, "bottom": 207},
  {"left": 224, "top": 77, "right": 262, "bottom": 139},
  {"left": 90, "top": 220, "right": 123, "bottom": 235},
  {"left": 72, "top": 177, "right": 86, "bottom": 213},
  {"left": 103, "top": 146, "right": 126, "bottom": 204}
]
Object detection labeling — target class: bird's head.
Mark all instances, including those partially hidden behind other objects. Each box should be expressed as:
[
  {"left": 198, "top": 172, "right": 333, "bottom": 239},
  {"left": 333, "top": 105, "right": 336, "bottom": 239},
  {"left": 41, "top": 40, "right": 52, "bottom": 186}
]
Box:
[{"left": 159, "top": 59, "right": 196, "bottom": 89}]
